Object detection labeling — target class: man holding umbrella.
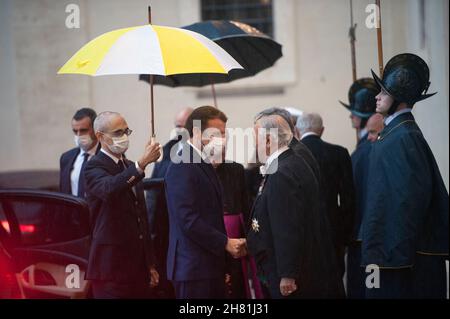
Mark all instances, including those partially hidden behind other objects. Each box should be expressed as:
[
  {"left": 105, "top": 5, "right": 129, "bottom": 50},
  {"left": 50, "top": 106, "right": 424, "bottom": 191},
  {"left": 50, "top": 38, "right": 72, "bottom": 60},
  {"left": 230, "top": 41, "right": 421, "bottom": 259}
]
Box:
[
  {"left": 362, "top": 53, "right": 448, "bottom": 299},
  {"left": 84, "top": 111, "right": 161, "bottom": 298}
]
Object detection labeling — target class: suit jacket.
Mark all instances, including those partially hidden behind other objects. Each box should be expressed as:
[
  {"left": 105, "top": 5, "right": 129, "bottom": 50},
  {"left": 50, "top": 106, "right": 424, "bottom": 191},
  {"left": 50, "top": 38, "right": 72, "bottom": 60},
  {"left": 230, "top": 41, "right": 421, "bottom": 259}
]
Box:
[
  {"left": 301, "top": 135, "right": 355, "bottom": 246},
  {"left": 164, "top": 143, "right": 228, "bottom": 281},
  {"left": 59, "top": 144, "right": 101, "bottom": 194},
  {"left": 247, "top": 148, "right": 343, "bottom": 298},
  {"left": 289, "top": 137, "right": 321, "bottom": 182},
  {"left": 362, "top": 112, "right": 449, "bottom": 267},
  {"left": 84, "top": 151, "right": 154, "bottom": 283}
]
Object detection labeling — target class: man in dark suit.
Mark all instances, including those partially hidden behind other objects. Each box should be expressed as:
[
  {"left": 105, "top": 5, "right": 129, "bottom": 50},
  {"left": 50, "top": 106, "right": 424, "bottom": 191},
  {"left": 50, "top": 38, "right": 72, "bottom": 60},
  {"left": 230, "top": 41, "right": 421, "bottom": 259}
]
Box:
[
  {"left": 247, "top": 113, "right": 342, "bottom": 299},
  {"left": 297, "top": 112, "right": 355, "bottom": 284},
  {"left": 146, "top": 107, "right": 193, "bottom": 234},
  {"left": 164, "top": 106, "right": 247, "bottom": 299},
  {"left": 59, "top": 108, "right": 100, "bottom": 198},
  {"left": 254, "top": 107, "right": 321, "bottom": 183},
  {"left": 84, "top": 111, "right": 161, "bottom": 298}
]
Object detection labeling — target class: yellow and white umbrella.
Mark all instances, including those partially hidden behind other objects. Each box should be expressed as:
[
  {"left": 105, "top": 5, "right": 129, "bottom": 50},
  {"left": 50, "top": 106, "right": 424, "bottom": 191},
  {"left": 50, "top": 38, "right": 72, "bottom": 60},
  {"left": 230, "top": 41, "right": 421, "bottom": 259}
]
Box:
[{"left": 58, "top": 24, "right": 243, "bottom": 135}]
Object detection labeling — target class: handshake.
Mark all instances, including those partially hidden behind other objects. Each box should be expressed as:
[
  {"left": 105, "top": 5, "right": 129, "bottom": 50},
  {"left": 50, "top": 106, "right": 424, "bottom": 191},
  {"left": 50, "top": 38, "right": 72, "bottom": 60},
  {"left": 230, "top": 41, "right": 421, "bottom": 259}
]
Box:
[{"left": 225, "top": 238, "right": 247, "bottom": 259}]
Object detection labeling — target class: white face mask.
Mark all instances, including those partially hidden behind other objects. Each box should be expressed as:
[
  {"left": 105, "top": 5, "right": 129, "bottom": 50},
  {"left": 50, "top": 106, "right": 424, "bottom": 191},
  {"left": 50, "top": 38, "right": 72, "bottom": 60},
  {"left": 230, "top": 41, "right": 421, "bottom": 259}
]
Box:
[
  {"left": 74, "top": 134, "right": 93, "bottom": 151},
  {"left": 107, "top": 134, "right": 129, "bottom": 155},
  {"left": 202, "top": 137, "right": 226, "bottom": 165}
]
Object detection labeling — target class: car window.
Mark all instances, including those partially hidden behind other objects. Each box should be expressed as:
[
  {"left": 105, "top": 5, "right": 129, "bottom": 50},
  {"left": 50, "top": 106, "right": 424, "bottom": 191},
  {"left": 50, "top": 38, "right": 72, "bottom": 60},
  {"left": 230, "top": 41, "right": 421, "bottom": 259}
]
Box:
[{"left": 0, "top": 197, "right": 89, "bottom": 246}]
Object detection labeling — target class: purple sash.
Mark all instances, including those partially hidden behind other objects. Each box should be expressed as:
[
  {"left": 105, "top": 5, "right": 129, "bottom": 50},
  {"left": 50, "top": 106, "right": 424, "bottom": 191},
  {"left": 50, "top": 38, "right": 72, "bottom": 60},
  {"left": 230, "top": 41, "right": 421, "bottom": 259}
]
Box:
[{"left": 223, "top": 213, "right": 264, "bottom": 299}]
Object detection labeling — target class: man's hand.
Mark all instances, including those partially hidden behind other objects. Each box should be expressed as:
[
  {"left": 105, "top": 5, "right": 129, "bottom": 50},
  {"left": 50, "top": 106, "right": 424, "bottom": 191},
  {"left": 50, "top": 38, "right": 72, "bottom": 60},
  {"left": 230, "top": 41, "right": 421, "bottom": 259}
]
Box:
[
  {"left": 225, "top": 238, "right": 247, "bottom": 258},
  {"left": 280, "top": 277, "right": 297, "bottom": 296},
  {"left": 138, "top": 138, "right": 161, "bottom": 170},
  {"left": 149, "top": 266, "right": 159, "bottom": 288}
]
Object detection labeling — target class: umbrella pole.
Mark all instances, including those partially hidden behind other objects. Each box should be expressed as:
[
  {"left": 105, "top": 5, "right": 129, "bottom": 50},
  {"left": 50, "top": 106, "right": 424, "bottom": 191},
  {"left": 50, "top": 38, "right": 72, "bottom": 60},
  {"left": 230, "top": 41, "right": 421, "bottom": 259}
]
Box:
[
  {"left": 375, "top": 0, "right": 384, "bottom": 77},
  {"left": 148, "top": 6, "right": 155, "bottom": 137},
  {"left": 211, "top": 83, "right": 218, "bottom": 108}
]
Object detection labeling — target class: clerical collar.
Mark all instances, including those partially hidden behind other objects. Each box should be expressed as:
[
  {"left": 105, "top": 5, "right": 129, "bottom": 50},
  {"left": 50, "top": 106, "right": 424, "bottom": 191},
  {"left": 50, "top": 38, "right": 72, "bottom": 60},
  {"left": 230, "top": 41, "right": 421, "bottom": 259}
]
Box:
[
  {"left": 385, "top": 108, "right": 412, "bottom": 126},
  {"left": 260, "top": 146, "right": 289, "bottom": 176},
  {"left": 100, "top": 148, "right": 123, "bottom": 164},
  {"left": 359, "top": 128, "right": 368, "bottom": 140},
  {"left": 300, "top": 132, "right": 319, "bottom": 140}
]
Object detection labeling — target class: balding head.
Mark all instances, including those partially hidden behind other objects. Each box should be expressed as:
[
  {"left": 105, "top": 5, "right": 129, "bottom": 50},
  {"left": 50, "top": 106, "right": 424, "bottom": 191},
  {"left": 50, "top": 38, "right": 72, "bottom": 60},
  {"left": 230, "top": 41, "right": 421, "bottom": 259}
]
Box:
[
  {"left": 93, "top": 111, "right": 124, "bottom": 133},
  {"left": 174, "top": 107, "right": 194, "bottom": 128},
  {"left": 296, "top": 112, "right": 324, "bottom": 137},
  {"left": 366, "top": 113, "right": 384, "bottom": 142}
]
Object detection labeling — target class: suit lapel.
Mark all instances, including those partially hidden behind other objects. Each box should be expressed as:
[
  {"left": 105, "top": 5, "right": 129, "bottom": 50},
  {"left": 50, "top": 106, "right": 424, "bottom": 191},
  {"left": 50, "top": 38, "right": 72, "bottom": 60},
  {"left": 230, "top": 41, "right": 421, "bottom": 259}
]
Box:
[{"left": 182, "top": 144, "right": 223, "bottom": 202}]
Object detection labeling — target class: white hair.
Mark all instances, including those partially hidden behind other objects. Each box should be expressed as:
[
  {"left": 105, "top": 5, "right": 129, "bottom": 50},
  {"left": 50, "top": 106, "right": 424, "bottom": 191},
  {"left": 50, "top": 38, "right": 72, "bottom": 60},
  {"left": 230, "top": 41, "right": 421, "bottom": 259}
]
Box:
[
  {"left": 93, "top": 111, "right": 121, "bottom": 133},
  {"left": 284, "top": 107, "right": 303, "bottom": 118},
  {"left": 296, "top": 112, "right": 323, "bottom": 135},
  {"left": 256, "top": 114, "right": 293, "bottom": 148}
]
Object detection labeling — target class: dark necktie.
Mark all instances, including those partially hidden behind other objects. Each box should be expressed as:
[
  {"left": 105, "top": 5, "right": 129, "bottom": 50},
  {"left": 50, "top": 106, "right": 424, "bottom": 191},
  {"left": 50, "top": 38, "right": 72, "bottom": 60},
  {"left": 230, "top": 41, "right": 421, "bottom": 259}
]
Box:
[
  {"left": 118, "top": 159, "right": 126, "bottom": 172},
  {"left": 77, "top": 153, "right": 89, "bottom": 198}
]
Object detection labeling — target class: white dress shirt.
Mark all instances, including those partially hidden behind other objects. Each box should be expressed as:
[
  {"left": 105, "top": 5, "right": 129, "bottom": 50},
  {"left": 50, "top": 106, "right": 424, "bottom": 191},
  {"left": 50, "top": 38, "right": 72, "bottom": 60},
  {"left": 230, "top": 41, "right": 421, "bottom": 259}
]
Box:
[
  {"left": 259, "top": 145, "right": 289, "bottom": 176},
  {"left": 70, "top": 142, "right": 98, "bottom": 196},
  {"left": 384, "top": 108, "right": 412, "bottom": 126}
]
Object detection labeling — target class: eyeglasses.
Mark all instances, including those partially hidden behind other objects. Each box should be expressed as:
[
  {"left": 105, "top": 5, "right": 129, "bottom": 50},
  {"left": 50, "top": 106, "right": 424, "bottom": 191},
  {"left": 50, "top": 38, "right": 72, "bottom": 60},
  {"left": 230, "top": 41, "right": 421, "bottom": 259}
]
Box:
[{"left": 101, "top": 128, "right": 133, "bottom": 138}]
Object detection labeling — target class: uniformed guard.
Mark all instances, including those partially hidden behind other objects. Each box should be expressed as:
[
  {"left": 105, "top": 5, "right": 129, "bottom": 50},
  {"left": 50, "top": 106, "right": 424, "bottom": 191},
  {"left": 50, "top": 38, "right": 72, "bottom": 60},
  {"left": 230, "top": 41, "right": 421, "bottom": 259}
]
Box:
[
  {"left": 362, "top": 53, "right": 449, "bottom": 299},
  {"left": 340, "top": 78, "right": 378, "bottom": 145},
  {"left": 340, "top": 78, "right": 378, "bottom": 298}
]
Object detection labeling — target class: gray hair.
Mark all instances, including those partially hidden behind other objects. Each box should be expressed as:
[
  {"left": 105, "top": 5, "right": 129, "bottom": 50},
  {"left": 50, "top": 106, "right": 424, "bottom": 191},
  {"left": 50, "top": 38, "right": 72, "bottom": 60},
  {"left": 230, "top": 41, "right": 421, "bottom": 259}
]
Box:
[
  {"left": 296, "top": 112, "right": 323, "bottom": 135},
  {"left": 254, "top": 107, "right": 295, "bottom": 135},
  {"left": 255, "top": 114, "right": 293, "bottom": 148},
  {"left": 93, "top": 111, "right": 121, "bottom": 133}
]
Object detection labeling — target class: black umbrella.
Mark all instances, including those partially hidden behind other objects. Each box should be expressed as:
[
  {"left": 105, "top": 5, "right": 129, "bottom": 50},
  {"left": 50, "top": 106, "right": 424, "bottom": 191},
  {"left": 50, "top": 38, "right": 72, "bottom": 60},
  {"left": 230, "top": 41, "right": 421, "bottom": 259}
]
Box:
[{"left": 140, "top": 20, "right": 283, "bottom": 107}]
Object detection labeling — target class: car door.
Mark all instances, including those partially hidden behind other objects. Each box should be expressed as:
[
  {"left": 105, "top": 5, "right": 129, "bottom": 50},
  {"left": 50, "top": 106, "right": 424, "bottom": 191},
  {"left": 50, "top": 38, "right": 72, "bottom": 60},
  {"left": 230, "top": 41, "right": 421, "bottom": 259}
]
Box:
[{"left": 0, "top": 189, "right": 91, "bottom": 299}]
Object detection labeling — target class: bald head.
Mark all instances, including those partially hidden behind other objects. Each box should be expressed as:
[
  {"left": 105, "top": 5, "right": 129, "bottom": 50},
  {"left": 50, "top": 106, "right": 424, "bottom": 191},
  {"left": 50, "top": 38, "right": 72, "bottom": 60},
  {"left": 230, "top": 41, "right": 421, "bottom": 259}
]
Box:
[
  {"left": 366, "top": 113, "right": 384, "bottom": 142},
  {"left": 93, "top": 111, "right": 126, "bottom": 133},
  {"left": 174, "top": 107, "right": 194, "bottom": 128}
]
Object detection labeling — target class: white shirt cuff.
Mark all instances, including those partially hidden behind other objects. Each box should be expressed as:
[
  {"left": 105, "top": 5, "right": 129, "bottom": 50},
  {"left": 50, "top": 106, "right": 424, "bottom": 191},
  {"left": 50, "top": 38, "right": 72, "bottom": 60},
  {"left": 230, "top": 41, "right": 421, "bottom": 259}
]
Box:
[{"left": 135, "top": 161, "right": 144, "bottom": 174}]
